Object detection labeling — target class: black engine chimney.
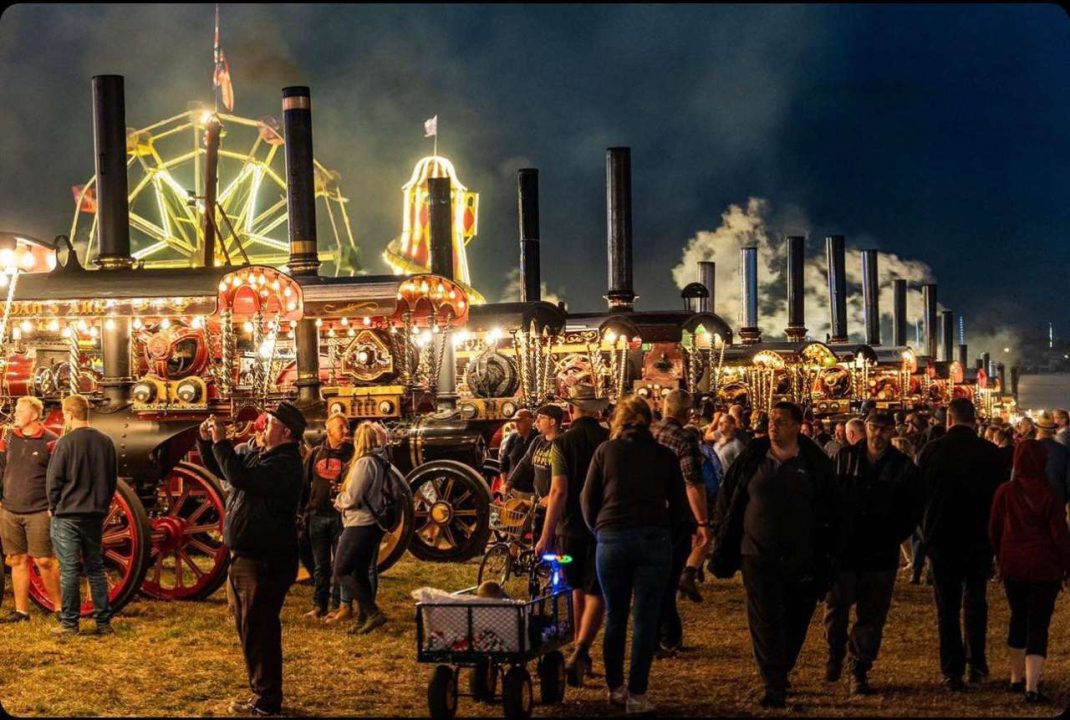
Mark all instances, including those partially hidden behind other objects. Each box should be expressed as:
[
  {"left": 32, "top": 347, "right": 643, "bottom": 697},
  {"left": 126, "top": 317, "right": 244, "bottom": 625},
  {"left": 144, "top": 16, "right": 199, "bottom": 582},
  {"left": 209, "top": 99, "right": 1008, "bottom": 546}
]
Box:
[
  {"left": 826, "top": 235, "right": 848, "bottom": 343},
  {"left": 699, "top": 261, "right": 715, "bottom": 313},
  {"left": 739, "top": 247, "right": 761, "bottom": 344},
  {"left": 861, "top": 249, "right": 881, "bottom": 346},
  {"left": 941, "top": 310, "right": 954, "bottom": 363},
  {"left": 428, "top": 177, "right": 454, "bottom": 279},
  {"left": 922, "top": 283, "right": 938, "bottom": 359},
  {"left": 785, "top": 236, "right": 807, "bottom": 341},
  {"left": 959, "top": 343, "right": 968, "bottom": 368},
  {"left": 605, "top": 147, "right": 636, "bottom": 312},
  {"left": 892, "top": 279, "right": 907, "bottom": 347},
  {"left": 518, "top": 169, "right": 541, "bottom": 303}
]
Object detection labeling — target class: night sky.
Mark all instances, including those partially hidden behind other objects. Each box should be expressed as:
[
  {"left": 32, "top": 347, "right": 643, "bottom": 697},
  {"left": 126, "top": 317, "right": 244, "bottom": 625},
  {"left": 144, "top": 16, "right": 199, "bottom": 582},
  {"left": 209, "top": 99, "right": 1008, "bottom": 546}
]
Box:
[{"left": 1, "top": 4, "right": 1067, "bottom": 359}]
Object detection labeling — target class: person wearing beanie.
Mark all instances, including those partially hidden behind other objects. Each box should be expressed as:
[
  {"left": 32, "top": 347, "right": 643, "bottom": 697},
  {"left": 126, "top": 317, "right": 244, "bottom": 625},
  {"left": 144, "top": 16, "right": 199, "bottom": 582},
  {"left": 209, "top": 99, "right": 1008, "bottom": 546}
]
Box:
[
  {"left": 197, "top": 401, "right": 306, "bottom": 717},
  {"left": 989, "top": 440, "right": 1070, "bottom": 704}
]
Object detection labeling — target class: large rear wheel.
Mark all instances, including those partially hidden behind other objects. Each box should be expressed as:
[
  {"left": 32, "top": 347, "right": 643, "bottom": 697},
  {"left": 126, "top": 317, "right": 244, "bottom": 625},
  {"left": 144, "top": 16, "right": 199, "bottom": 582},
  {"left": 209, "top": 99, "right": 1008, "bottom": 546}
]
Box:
[
  {"left": 29, "top": 480, "right": 152, "bottom": 617},
  {"left": 377, "top": 464, "right": 414, "bottom": 573}
]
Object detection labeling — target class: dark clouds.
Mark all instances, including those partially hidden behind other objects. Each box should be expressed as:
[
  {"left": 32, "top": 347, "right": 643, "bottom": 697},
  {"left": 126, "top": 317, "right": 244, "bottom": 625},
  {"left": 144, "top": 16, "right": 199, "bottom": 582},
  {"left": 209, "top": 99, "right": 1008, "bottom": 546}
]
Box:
[{"left": 0, "top": 4, "right": 1067, "bottom": 351}]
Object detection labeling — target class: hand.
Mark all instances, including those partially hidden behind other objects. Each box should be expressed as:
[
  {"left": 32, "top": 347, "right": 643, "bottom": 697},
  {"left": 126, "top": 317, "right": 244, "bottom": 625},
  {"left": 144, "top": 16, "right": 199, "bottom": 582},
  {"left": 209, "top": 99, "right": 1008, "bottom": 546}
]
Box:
[
  {"left": 693, "top": 525, "right": 711, "bottom": 549},
  {"left": 198, "top": 418, "right": 212, "bottom": 441},
  {"left": 208, "top": 417, "right": 226, "bottom": 444},
  {"left": 534, "top": 534, "right": 554, "bottom": 558}
]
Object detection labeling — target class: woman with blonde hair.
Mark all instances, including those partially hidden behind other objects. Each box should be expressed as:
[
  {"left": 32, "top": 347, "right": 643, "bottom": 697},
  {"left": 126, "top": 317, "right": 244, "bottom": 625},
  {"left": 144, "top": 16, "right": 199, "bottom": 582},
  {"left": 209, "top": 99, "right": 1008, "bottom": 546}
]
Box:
[
  {"left": 332, "top": 422, "right": 391, "bottom": 634},
  {"left": 581, "top": 395, "right": 687, "bottom": 713}
]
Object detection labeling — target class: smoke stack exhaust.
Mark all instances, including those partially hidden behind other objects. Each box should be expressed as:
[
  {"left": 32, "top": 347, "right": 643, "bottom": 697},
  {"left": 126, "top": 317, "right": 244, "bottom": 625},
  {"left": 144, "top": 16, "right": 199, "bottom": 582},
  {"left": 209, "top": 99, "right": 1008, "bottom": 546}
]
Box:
[
  {"left": 92, "top": 75, "right": 132, "bottom": 270},
  {"left": 518, "top": 169, "right": 541, "bottom": 303},
  {"left": 941, "top": 310, "right": 954, "bottom": 363},
  {"left": 699, "top": 261, "right": 715, "bottom": 313},
  {"left": 785, "top": 236, "right": 807, "bottom": 341},
  {"left": 892, "top": 279, "right": 907, "bottom": 347},
  {"left": 283, "top": 86, "right": 321, "bottom": 277},
  {"left": 959, "top": 343, "right": 968, "bottom": 368},
  {"left": 427, "top": 176, "right": 457, "bottom": 407},
  {"left": 922, "top": 283, "right": 938, "bottom": 359},
  {"left": 739, "top": 246, "right": 761, "bottom": 344},
  {"left": 605, "top": 147, "right": 636, "bottom": 311},
  {"left": 861, "top": 249, "right": 881, "bottom": 346},
  {"left": 826, "top": 235, "right": 848, "bottom": 343}
]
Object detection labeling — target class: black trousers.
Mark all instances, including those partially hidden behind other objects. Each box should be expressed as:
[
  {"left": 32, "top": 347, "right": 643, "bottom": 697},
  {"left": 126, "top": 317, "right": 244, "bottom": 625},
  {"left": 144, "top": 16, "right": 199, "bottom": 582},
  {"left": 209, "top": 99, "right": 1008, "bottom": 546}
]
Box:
[
  {"left": 1004, "top": 579, "right": 1060, "bottom": 657},
  {"left": 334, "top": 525, "right": 383, "bottom": 617},
  {"left": 742, "top": 556, "right": 821, "bottom": 694},
  {"left": 931, "top": 554, "right": 991, "bottom": 679},
  {"left": 824, "top": 568, "right": 898, "bottom": 675},
  {"left": 657, "top": 525, "right": 692, "bottom": 649},
  {"left": 228, "top": 554, "right": 298, "bottom": 712}
]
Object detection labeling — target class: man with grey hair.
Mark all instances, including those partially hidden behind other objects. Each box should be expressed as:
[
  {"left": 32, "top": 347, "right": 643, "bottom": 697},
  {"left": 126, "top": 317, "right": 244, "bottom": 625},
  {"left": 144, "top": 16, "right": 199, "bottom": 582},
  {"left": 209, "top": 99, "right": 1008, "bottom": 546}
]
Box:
[
  {"left": 653, "top": 389, "right": 708, "bottom": 653},
  {"left": 1053, "top": 409, "right": 1070, "bottom": 447},
  {"left": 845, "top": 419, "right": 866, "bottom": 447}
]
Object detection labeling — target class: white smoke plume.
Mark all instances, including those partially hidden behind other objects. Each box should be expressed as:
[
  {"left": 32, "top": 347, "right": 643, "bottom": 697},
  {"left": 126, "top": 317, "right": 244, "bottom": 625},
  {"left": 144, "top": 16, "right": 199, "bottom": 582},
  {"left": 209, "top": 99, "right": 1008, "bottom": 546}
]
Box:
[
  {"left": 671, "top": 197, "right": 943, "bottom": 346},
  {"left": 499, "top": 268, "right": 564, "bottom": 307}
]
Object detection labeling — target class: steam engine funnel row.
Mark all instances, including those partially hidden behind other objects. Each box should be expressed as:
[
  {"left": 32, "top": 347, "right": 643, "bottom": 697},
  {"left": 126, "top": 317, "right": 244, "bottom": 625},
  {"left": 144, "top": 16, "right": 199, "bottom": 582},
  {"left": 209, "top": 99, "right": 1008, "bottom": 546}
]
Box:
[
  {"left": 605, "top": 147, "right": 636, "bottom": 311},
  {"left": 739, "top": 246, "right": 760, "bottom": 345},
  {"left": 427, "top": 176, "right": 457, "bottom": 407},
  {"left": 785, "top": 236, "right": 807, "bottom": 342},
  {"left": 518, "top": 169, "right": 541, "bottom": 303},
  {"left": 861, "top": 249, "right": 880, "bottom": 346},
  {"left": 893, "top": 279, "right": 908, "bottom": 347},
  {"left": 922, "top": 283, "right": 938, "bottom": 359},
  {"left": 699, "top": 260, "right": 715, "bottom": 314},
  {"left": 941, "top": 309, "right": 954, "bottom": 363},
  {"left": 826, "top": 235, "right": 848, "bottom": 343}
]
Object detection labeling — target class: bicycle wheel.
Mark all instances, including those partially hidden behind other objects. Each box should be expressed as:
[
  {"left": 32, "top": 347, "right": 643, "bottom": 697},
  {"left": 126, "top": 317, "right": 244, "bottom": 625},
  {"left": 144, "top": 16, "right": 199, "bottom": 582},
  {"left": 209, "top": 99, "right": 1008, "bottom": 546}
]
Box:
[{"left": 477, "top": 543, "right": 512, "bottom": 586}]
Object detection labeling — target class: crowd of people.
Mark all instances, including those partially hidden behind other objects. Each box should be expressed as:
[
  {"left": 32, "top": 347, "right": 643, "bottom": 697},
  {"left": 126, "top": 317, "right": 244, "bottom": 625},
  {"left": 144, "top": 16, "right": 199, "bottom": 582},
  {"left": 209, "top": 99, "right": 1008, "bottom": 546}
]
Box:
[{"left": 5, "top": 387, "right": 1070, "bottom": 716}]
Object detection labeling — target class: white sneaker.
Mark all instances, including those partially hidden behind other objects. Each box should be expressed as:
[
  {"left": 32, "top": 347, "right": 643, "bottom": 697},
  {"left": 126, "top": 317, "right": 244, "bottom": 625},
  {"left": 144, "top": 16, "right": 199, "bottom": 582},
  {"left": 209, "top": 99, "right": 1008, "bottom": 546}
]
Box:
[
  {"left": 626, "top": 693, "right": 655, "bottom": 715},
  {"left": 608, "top": 686, "right": 628, "bottom": 706}
]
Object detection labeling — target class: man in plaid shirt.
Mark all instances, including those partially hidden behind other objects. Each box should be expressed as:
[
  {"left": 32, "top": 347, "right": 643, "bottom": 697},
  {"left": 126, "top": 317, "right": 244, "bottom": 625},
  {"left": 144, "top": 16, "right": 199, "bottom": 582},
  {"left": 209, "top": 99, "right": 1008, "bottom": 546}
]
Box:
[{"left": 653, "top": 389, "right": 709, "bottom": 654}]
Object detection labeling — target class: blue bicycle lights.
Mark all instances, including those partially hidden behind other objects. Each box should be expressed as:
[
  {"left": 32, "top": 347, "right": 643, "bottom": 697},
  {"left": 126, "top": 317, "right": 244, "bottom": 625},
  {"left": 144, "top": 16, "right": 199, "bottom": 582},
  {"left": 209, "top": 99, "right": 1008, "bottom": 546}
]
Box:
[{"left": 541, "top": 554, "right": 573, "bottom": 590}]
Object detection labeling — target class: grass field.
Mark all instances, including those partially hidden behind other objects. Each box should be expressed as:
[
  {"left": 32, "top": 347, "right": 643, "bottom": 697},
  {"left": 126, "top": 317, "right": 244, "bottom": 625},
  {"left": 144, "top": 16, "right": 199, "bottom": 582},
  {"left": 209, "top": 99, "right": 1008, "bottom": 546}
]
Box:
[{"left": 0, "top": 554, "right": 1068, "bottom": 718}]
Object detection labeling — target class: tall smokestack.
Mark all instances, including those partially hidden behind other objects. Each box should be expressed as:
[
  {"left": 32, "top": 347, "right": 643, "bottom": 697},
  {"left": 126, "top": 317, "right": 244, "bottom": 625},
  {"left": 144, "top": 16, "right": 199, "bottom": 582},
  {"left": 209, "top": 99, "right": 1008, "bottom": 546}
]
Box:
[
  {"left": 982, "top": 352, "right": 992, "bottom": 378},
  {"left": 785, "top": 236, "right": 807, "bottom": 341},
  {"left": 861, "top": 249, "right": 881, "bottom": 346},
  {"left": 975, "top": 356, "right": 984, "bottom": 371},
  {"left": 959, "top": 344, "right": 968, "bottom": 368},
  {"left": 92, "top": 75, "right": 132, "bottom": 269},
  {"left": 825, "top": 235, "right": 848, "bottom": 343},
  {"left": 92, "top": 76, "right": 133, "bottom": 405},
  {"left": 922, "top": 284, "right": 938, "bottom": 359},
  {"left": 283, "top": 86, "right": 321, "bottom": 277},
  {"left": 998, "top": 362, "right": 1008, "bottom": 397},
  {"left": 518, "top": 169, "right": 541, "bottom": 303},
  {"left": 893, "top": 279, "right": 907, "bottom": 347},
  {"left": 699, "top": 261, "right": 715, "bottom": 313},
  {"left": 283, "top": 86, "right": 321, "bottom": 406},
  {"left": 605, "top": 147, "right": 636, "bottom": 312},
  {"left": 941, "top": 310, "right": 954, "bottom": 363},
  {"left": 427, "top": 177, "right": 457, "bottom": 407},
  {"left": 739, "top": 246, "right": 760, "bottom": 344}
]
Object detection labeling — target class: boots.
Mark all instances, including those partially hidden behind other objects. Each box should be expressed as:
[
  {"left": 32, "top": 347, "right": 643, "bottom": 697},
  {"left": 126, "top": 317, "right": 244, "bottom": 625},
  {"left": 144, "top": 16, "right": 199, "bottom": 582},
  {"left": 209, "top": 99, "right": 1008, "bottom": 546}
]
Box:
[{"left": 678, "top": 566, "right": 702, "bottom": 603}]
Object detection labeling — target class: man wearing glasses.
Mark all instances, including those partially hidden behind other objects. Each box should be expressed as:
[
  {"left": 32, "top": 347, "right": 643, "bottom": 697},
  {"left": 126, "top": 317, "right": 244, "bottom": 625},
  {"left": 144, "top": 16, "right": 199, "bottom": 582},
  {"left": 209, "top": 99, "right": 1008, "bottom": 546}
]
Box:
[{"left": 824, "top": 411, "right": 923, "bottom": 696}]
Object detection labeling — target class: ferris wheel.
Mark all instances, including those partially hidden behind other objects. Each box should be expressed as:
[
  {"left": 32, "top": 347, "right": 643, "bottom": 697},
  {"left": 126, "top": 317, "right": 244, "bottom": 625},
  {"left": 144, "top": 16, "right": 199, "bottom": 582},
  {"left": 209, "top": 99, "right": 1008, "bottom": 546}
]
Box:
[{"left": 68, "top": 106, "right": 361, "bottom": 275}]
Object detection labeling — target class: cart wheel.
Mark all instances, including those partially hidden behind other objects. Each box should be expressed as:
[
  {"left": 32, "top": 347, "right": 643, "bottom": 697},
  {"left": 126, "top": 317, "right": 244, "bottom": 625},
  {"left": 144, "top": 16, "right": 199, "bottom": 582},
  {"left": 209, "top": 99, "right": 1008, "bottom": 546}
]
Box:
[
  {"left": 538, "top": 651, "right": 566, "bottom": 704},
  {"left": 502, "top": 666, "right": 533, "bottom": 720},
  {"left": 428, "top": 665, "right": 458, "bottom": 720},
  {"left": 469, "top": 657, "right": 498, "bottom": 703}
]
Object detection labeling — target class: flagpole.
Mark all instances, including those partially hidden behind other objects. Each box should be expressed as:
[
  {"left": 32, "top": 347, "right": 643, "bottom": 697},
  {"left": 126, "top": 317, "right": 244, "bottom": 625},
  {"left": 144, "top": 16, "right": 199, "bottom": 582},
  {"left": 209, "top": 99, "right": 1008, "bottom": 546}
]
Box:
[{"left": 213, "top": 3, "right": 220, "bottom": 113}]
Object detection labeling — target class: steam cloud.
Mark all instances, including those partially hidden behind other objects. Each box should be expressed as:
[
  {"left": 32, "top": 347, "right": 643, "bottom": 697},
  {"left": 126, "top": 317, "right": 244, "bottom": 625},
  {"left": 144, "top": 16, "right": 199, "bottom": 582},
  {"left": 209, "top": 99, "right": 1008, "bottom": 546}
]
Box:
[{"left": 499, "top": 268, "right": 564, "bottom": 307}]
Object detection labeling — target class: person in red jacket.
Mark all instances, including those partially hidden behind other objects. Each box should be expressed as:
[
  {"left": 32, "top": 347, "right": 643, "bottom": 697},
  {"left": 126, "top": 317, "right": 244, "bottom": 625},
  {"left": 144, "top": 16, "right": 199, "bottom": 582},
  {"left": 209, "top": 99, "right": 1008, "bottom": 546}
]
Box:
[{"left": 989, "top": 439, "right": 1070, "bottom": 705}]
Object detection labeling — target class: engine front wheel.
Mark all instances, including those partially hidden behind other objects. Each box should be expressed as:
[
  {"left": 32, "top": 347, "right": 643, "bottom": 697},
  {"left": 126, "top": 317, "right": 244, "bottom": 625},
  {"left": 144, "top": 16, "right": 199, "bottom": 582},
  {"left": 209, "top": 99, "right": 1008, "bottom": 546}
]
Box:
[{"left": 407, "top": 460, "right": 491, "bottom": 562}]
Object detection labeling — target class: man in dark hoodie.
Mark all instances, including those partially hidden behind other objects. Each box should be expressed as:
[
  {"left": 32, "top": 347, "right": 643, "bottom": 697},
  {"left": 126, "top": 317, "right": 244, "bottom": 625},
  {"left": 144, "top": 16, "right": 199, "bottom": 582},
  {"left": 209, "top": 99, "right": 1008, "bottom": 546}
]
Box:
[
  {"left": 45, "top": 394, "right": 116, "bottom": 636},
  {"left": 198, "top": 401, "right": 306, "bottom": 717},
  {"left": 824, "top": 411, "right": 923, "bottom": 695},
  {"left": 300, "top": 412, "right": 355, "bottom": 620},
  {"left": 917, "top": 397, "right": 1005, "bottom": 692},
  {"left": 710, "top": 401, "right": 837, "bottom": 709}
]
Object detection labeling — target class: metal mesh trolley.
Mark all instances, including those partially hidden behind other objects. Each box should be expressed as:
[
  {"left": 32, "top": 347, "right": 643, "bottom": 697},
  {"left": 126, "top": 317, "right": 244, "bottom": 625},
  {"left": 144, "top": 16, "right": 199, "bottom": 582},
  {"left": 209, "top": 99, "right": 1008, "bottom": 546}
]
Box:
[{"left": 416, "top": 557, "right": 574, "bottom": 720}]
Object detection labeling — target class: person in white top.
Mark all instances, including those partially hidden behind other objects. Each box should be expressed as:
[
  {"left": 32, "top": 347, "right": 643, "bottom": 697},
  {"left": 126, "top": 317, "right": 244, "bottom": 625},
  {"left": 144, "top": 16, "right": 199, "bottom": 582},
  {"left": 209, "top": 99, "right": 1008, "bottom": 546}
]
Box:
[{"left": 714, "top": 416, "right": 746, "bottom": 471}]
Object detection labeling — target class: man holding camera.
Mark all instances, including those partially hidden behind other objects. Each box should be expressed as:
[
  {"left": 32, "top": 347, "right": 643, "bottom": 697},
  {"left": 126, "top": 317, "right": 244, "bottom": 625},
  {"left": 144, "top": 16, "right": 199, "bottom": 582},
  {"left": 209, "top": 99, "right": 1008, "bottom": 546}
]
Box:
[{"left": 197, "top": 402, "right": 306, "bottom": 717}]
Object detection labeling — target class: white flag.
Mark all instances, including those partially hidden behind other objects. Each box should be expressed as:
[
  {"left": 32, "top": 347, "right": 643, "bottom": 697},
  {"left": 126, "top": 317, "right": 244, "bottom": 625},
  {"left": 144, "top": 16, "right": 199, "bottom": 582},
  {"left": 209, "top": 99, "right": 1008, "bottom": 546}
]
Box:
[{"left": 424, "top": 115, "right": 438, "bottom": 137}]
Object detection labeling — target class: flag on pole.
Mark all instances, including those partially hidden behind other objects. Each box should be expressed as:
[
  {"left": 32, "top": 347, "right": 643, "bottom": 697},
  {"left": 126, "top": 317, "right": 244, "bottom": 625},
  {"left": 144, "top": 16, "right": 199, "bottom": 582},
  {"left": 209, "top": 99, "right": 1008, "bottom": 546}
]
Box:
[
  {"left": 213, "top": 5, "right": 234, "bottom": 112},
  {"left": 71, "top": 185, "right": 97, "bottom": 214},
  {"left": 424, "top": 115, "right": 438, "bottom": 137}
]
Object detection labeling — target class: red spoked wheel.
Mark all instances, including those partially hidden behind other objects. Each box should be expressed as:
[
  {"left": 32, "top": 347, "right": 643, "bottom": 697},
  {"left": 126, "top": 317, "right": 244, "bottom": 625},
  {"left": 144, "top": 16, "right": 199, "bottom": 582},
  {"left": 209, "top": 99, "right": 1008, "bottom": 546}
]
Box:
[
  {"left": 140, "top": 461, "right": 229, "bottom": 601},
  {"left": 29, "top": 480, "right": 152, "bottom": 617},
  {"left": 407, "top": 460, "right": 492, "bottom": 562}
]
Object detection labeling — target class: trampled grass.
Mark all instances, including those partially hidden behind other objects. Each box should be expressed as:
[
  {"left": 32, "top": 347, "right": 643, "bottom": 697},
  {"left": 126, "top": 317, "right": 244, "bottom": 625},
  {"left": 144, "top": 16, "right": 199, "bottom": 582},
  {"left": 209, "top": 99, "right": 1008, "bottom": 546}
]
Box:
[{"left": 0, "top": 555, "right": 1067, "bottom": 717}]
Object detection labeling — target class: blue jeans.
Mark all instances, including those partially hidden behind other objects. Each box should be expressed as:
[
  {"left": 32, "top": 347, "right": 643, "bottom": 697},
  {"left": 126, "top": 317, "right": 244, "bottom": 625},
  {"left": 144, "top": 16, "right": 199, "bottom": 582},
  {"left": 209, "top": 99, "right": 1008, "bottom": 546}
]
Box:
[
  {"left": 308, "top": 512, "right": 352, "bottom": 611},
  {"left": 596, "top": 526, "right": 672, "bottom": 696},
  {"left": 50, "top": 516, "right": 111, "bottom": 628}
]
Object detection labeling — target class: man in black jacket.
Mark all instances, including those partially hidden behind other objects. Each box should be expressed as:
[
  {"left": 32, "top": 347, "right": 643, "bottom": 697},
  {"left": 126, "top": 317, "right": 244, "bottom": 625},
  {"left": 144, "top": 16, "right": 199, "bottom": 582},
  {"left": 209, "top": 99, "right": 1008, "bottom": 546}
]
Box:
[
  {"left": 198, "top": 402, "right": 306, "bottom": 717},
  {"left": 917, "top": 398, "right": 1004, "bottom": 692},
  {"left": 710, "top": 401, "right": 837, "bottom": 709},
  {"left": 824, "top": 411, "right": 923, "bottom": 695}
]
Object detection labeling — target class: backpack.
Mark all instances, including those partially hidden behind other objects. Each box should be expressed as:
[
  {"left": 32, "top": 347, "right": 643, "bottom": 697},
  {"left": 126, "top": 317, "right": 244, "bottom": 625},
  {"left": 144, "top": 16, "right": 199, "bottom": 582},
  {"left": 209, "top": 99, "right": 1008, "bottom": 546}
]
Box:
[
  {"left": 363, "top": 454, "right": 401, "bottom": 533},
  {"left": 699, "top": 442, "right": 723, "bottom": 500}
]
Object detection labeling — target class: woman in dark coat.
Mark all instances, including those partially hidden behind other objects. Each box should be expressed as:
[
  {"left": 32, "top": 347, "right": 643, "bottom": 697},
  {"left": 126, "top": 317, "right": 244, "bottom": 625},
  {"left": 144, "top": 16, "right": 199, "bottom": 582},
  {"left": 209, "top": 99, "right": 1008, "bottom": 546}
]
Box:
[{"left": 989, "top": 439, "right": 1070, "bottom": 704}]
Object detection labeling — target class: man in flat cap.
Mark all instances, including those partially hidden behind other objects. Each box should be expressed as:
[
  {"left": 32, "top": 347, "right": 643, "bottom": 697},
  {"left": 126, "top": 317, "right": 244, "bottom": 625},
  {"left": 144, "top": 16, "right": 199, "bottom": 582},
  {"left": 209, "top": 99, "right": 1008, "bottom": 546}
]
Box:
[
  {"left": 198, "top": 401, "right": 307, "bottom": 716},
  {"left": 825, "top": 411, "right": 923, "bottom": 696}
]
